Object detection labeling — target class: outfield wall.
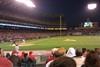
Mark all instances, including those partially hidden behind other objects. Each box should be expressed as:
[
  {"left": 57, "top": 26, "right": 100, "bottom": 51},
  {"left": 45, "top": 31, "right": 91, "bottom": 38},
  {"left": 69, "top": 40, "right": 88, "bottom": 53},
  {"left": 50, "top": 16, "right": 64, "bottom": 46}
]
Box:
[{"left": 5, "top": 50, "right": 52, "bottom": 64}]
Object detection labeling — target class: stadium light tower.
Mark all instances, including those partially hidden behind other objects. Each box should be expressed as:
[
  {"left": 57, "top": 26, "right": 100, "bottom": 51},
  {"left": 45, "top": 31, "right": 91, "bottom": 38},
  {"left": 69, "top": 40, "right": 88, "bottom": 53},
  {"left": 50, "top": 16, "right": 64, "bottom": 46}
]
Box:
[
  {"left": 59, "top": 14, "right": 64, "bottom": 37},
  {"left": 60, "top": 15, "right": 62, "bottom": 37},
  {"left": 87, "top": 3, "right": 97, "bottom": 10},
  {"left": 15, "top": 0, "right": 36, "bottom": 8}
]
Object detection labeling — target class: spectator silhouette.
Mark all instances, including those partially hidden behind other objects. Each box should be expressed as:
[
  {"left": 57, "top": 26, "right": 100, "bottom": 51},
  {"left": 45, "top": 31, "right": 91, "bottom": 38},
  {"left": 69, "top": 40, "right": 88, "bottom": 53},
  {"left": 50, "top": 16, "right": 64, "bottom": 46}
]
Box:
[
  {"left": 21, "top": 53, "right": 33, "bottom": 67},
  {"left": 20, "top": 51, "right": 25, "bottom": 60},
  {"left": 6, "top": 53, "right": 11, "bottom": 59},
  {"left": 49, "top": 56, "right": 76, "bottom": 67},
  {"left": 81, "top": 50, "right": 100, "bottom": 67},
  {"left": 0, "top": 48, "right": 13, "bottom": 67},
  {"left": 46, "top": 48, "right": 58, "bottom": 64},
  {"left": 9, "top": 50, "right": 21, "bottom": 67}
]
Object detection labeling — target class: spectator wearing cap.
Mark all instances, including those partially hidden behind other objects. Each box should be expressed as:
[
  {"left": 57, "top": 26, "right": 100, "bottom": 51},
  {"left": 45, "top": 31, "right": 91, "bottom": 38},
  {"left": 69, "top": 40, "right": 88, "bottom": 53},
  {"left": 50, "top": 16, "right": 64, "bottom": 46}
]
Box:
[
  {"left": 66, "top": 47, "right": 76, "bottom": 58},
  {"left": 20, "top": 51, "right": 25, "bottom": 60},
  {"left": 9, "top": 50, "right": 21, "bottom": 67},
  {"left": 73, "top": 48, "right": 85, "bottom": 67},
  {"left": 54, "top": 47, "right": 66, "bottom": 57},
  {"left": 46, "top": 47, "right": 67, "bottom": 67},
  {"left": 28, "top": 51, "right": 35, "bottom": 61},
  {"left": 28, "top": 51, "right": 36, "bottom": 67},
  {"left": 46, "top": 48, "right": 58, "bottom": 64},
  {"left": 0, "top": 48, "right": 13, "bottom": 67}
]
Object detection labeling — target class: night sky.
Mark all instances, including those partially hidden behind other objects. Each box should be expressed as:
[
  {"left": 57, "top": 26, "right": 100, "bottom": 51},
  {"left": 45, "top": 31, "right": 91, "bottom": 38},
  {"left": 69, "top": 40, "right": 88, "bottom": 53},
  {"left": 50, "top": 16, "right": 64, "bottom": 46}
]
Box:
[{"left": 34, "top": 0, "right": 100, "bottom": 28}]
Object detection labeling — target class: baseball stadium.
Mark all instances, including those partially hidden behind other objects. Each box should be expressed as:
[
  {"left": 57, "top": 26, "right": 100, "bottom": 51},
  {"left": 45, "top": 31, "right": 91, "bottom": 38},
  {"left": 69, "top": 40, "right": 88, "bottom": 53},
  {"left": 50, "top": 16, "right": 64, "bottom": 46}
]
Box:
[{"left": 0, "top": 0, "right": 100, "bottom": 67}]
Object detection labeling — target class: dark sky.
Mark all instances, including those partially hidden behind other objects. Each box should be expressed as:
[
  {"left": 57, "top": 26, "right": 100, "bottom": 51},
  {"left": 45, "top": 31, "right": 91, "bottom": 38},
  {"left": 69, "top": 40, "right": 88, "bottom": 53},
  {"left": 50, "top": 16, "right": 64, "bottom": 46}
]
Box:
[{"left": 34, "top": 0, "right": 100, "bottom": 28}]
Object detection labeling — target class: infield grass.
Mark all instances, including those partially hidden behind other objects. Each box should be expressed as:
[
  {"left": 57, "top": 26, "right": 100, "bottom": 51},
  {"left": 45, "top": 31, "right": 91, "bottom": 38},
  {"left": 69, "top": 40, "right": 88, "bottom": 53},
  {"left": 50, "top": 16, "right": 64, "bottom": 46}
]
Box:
[{"left": 0, "top": 36, "right": 100, "bottom": 51}]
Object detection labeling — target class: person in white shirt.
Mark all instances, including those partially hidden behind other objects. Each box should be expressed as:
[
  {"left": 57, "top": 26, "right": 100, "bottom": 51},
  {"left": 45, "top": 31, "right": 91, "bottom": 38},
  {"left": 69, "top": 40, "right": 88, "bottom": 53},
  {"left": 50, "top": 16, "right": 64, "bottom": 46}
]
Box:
[
  {"left": 73, "top": 48, "right": 85, "bottom": 67},
  {"left": 15, "top": 45, "right": 19, "bottom": 52}
]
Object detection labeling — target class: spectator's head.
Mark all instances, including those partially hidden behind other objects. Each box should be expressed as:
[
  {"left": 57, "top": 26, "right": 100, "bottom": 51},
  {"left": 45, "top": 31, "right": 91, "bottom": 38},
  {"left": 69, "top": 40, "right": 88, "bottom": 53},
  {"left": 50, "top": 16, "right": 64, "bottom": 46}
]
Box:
[
  {"left": 94, "top": 48, "right": 100, "bottom": 55},
  {"left": 24, "top": 53, "right": 28, "bottom": 58},
  {"left": 12, "top": 50, "right": 18, "bottom": 56},
  {"left": 6, "top": 53, "right": 11, "bottom": 58},
  {"left": 82, "top": 49, "right": 90, "bottom": 57},
  {"left": 54, "top": 47, "right": 66, "bottom": 58},
  {"left": 76, "top": 48, "right": 83, "bottom": 57},
  {"left": 84, "top": 50, "right": 100, "bottom": 67},
  {"left": 49, "top": 56, "right": 76, "bottom": 67},
  {"left": 29, "top": 51, "right": 33, "bottom": 55},
  {"left": 82, "top": 48, "right": 87, "bottom": 54},
  {"left": 51, "top": 48, "right": 59, "bottom": 56},
  {"left": 22, "top": 51, "right": 25, "bottom": 55},
  {"left": 66, "top": 47, "right": 76, "bottom": 58}
]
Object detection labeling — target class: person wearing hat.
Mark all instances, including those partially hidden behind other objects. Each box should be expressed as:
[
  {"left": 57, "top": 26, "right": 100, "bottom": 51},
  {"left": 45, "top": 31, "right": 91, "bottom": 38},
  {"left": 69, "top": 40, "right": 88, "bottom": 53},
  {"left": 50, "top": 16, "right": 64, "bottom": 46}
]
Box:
[
  {"left": 9, "top": 50, "right": 21, "bottom": 67},
  {"left": 54, "top": 47, "right": 66, "bottom": 58},
  {"left": 28, "top": 51, "right": 36, "bottom": 67},
  {"left": 46, "top": 47, "right": 67, "bottom": 67},
  {"left": 66, "top": 47, "right": 76, "bottom": 58},
  {"left": 28, "top": 51, "right": 35, "bottom": 61},
  {"left": 20, "top": 51, "right": 25, "bottom": 60},
  {"left": 46, "top": 48, "right": 59, "bottom": 64}
]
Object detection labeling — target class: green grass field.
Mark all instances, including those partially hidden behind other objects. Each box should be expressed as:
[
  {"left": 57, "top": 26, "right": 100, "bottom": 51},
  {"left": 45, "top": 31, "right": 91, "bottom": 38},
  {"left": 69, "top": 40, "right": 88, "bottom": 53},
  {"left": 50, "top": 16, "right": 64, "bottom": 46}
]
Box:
[{"left": 0, "top": 36, "right": 100, "bottom": 51}]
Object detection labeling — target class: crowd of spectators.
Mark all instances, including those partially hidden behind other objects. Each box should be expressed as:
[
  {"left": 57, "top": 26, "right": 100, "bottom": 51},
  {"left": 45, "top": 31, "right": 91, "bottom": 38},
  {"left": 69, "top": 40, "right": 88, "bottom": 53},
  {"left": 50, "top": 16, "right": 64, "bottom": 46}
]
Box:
[
  {"left": 1, "top": 26, "right": 100, "bottom": 42},
  {"left": 0, "top": 47, "right": 100, "bottom": 67},
  {"left": 0, "top": 48, "right": 36, "bottom": 67},
  {"left": 46, "top": 47, "right": 100, "bottom": 67},
  {"left": 0, "top": 28, "right": 67, "bottom": 42},
  {"left": 69, "top": 28, "right": 100, "bottom": 35}
]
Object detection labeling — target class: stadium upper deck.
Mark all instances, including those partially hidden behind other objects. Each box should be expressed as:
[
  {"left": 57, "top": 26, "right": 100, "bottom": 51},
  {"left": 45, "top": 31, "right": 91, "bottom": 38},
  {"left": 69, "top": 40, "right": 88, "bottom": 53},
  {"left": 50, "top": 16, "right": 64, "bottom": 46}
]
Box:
[{"left": 0, "top": 0, "right": 67, "bottom": 29}]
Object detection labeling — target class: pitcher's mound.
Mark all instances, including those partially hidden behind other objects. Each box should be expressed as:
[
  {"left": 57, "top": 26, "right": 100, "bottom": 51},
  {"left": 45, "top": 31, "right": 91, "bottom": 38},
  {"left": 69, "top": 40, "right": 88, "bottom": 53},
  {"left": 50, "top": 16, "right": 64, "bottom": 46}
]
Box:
[{"left": 64, "top": 39, "right": 76, "bottom": 41}]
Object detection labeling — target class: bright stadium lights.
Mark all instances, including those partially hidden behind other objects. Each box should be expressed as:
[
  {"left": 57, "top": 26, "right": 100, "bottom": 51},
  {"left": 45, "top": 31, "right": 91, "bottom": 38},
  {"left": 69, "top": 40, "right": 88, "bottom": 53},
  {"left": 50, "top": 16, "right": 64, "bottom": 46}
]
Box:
[
  {"left": 87, "top": 3, "right": 97, "bottom": 10},
  {"left": 25, "top": 0, "right": 36, "bottom": 7},
  {"left": 15, "top": 0, "right": 36, "bottom": 8},
  {"left": 15, "top": 0, "right": 25, "bottom": 3}
]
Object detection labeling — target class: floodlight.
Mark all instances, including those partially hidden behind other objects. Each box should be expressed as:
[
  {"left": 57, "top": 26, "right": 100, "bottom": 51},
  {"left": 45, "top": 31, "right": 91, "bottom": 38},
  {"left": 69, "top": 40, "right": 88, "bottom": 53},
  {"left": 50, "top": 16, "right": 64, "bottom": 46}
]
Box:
[
  {"left": 88, "top": 3, "right": 97, "bottom": 10},
  {"left": 15, "top": 0, "right": 36, "bottom": 8},
  {"left": 24, "top": 0, "right": 36, "bottom": 7},
  {"left": 15, "top": 0, "right": 25, "bottom": 3}
]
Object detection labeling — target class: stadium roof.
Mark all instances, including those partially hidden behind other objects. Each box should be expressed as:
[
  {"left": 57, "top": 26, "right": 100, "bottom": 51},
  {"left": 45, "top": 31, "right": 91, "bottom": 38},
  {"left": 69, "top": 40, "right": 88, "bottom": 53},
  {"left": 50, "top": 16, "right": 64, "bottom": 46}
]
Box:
[{"left": 0, "top": 0, "right": 66, "bottom": 27}]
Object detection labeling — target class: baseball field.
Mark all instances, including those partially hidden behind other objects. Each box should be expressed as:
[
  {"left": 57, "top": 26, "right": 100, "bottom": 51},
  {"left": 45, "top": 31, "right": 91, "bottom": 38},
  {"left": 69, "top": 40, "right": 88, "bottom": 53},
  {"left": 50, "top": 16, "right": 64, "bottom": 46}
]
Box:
[{"left": 0, "top": 36, "right": 100, "bottom": 51}]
